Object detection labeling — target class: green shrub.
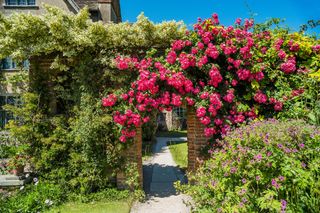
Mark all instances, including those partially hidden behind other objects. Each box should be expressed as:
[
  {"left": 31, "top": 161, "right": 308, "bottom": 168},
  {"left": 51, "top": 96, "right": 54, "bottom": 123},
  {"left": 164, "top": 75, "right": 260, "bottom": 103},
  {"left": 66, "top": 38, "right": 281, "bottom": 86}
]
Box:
[
  {"left": 177, "top": 119, "right": 320, "bottom": 213},
  {"left": 0, "top": 181, "right": 66, "bottom": 213},
  {"left": 278, "top": 77, "right": 320, "bottom": 126},
  {"left": 5, "top": 93, "right": 124, "bottom": 194},
  {"left": 0, "top": 145, "right": 16, "bottom": 159}
]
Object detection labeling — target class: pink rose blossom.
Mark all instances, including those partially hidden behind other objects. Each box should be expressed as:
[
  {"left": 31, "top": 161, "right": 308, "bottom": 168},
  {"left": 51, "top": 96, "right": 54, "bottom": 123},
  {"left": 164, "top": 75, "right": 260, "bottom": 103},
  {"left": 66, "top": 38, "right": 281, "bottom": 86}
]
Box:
[{"left": 196, "top": 106, "right": 207, "bottom": 118}]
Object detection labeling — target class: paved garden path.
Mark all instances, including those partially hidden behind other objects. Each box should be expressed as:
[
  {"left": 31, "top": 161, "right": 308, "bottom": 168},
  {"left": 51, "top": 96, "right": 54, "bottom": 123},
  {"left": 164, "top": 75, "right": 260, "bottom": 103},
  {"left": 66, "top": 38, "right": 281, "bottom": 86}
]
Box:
[{"left": 130, "top": 137, "right": 191, "bottom": 213}]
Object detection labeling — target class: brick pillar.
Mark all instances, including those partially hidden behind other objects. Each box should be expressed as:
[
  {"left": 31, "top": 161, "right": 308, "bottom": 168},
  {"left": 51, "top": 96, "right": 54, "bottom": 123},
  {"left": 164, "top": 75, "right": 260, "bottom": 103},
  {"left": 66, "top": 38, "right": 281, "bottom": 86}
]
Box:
[
  {"left": 187, "top": 106, "right": 207, "bottom": 172},
  {"left": 117, "top": 126, "right": 143, "bottom": 189}
]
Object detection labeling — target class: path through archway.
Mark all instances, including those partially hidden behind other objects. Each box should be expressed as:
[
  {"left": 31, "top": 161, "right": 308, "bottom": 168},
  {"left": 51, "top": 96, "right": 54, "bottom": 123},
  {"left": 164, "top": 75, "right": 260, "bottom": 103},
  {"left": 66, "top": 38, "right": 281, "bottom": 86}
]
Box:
[{"left": 117, "top": 106, "right": 207, "bottom": 189}]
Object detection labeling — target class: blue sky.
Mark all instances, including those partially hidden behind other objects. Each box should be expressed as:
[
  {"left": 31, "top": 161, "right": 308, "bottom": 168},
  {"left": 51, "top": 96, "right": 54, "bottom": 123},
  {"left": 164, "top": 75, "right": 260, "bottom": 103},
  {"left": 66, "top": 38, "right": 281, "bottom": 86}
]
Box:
[{"left": 120, "top": 0, "right": 320, "bottom": 34}]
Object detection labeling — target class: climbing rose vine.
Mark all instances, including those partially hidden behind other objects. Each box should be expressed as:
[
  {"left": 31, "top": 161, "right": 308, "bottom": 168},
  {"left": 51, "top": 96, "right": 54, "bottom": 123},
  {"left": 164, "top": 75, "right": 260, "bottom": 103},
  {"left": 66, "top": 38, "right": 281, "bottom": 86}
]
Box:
[{"left": 103, "top": 14, "right": 319, "bottom": 143}]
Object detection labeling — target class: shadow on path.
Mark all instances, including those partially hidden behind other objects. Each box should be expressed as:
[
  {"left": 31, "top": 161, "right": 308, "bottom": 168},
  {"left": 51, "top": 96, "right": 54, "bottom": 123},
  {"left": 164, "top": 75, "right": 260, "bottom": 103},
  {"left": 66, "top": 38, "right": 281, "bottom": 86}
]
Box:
[
  {"left": 142, "top": 137, "right": 188, "bottom": 198},
  {"left": 143, "top": 163, "right": 187, "bottom": 198},
  {"left": 131, "top": 137, "right": 191, "bottom": 213}
]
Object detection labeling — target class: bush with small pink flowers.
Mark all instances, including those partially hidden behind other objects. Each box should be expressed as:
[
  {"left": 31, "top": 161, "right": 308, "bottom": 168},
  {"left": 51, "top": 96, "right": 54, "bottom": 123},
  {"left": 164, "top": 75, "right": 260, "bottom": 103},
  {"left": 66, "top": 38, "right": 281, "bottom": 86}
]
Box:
[
  {"left": 102, "top": 14, "right": 320, "bottom": 144},
  {"left": 176, "top": 119, "right": 320, "bottom": 212}
]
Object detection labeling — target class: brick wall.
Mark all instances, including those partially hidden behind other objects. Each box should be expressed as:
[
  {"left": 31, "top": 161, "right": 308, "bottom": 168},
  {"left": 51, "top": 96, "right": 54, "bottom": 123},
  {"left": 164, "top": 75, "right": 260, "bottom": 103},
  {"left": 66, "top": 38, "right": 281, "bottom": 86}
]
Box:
[
  {"left": 117, "top": 126, "right": 143, "bottom": 189},
  {"left": 187, "top": 106, "right": 207, "bottom": 172}
]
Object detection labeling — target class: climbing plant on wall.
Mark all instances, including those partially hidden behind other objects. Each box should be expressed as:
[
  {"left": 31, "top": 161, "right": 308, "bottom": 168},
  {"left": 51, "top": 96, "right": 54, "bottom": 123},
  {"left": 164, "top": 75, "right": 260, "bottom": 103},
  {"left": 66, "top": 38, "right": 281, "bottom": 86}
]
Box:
[
  {"left": 102, "top": 14, "right": 320, "bottom": 144},
  {"left": 0, "top": 6, "right": 186, "bottom": 193}
]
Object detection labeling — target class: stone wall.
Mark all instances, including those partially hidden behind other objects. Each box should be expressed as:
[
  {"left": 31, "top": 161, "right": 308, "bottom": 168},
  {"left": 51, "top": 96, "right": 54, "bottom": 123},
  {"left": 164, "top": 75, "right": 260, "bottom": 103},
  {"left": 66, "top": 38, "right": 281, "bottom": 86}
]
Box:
[{"left": 0, "top": 0, "right": 77, "bottom": 16}]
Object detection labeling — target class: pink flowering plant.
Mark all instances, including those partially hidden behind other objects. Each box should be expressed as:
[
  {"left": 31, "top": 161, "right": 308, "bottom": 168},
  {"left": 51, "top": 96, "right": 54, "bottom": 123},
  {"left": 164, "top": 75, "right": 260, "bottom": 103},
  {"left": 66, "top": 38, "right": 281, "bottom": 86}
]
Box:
[
  {"left": 176, "top": 119, "right": 320, "bottom": 212},
  {"left": 102, "top": 14, "right": 319, "bottom": 143}
]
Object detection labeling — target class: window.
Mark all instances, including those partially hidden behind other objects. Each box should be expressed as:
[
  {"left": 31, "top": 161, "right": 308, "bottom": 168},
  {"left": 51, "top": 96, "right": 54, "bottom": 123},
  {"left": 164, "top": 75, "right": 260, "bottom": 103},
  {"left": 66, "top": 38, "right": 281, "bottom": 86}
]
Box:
[
  {"left": 89, "top": 10, "right": 102, "bottom": 22},
  {"left": 173, "top": 107, "right": 186, "bottom": 119},
  {"left": 0, "top": 96, "right": 21, "bottom": 129},
  {"left": 5, "top": 0, "right": 35, "bottom": 6},
  {"left": 1, "top": 57, "right": 29, "bottom": 70},
  {"left": 1, "top": 57, "right": 16, "bottom": 70}
]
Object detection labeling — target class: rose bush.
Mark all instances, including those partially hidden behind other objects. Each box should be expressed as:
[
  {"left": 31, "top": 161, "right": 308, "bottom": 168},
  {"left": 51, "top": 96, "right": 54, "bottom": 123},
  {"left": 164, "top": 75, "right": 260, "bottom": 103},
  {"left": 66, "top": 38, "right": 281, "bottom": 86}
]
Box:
[
  {"left": 176, "top": 119, "right": 320, "bottom": 212},
  {"left": 103, "top": 14, "right": 320, "bottom": 143}
]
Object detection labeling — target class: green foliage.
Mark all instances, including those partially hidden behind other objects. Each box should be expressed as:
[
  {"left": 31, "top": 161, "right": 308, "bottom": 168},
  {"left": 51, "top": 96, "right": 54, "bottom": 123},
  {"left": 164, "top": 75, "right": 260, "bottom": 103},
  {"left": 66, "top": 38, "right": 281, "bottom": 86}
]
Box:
[
  {"left": 278, "top": 77, "right": 320, "bottom": 125},
  {"left": 177, "top": 119, "right": 320, "bottom": 212},
  {"left": 5, "top": 93, "right": 125, "bottom": 194},
  {"left": 0, "top": 144, "right": 16, "bottom": 159},
  {"left": 0, "top": 6, "right": 185, "bottom": 63},
  {"left": 0, "top": 182, "right": 66, "bottom": 213},
  {"left": 0, "top": 6, "right": 185, "bottom": 197},
  {"left": 0, "top": 183, "right": 133, "bottom": 213},
  {"left": 142, "top": 111, "right": 158, "bottom": 141}
]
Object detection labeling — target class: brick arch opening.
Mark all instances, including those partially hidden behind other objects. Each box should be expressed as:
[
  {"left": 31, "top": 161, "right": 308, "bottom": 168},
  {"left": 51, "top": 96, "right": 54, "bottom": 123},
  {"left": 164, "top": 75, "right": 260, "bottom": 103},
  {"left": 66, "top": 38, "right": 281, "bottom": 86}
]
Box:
[{"left": 117, "top": 106, "right": 207, "bottom": 189}]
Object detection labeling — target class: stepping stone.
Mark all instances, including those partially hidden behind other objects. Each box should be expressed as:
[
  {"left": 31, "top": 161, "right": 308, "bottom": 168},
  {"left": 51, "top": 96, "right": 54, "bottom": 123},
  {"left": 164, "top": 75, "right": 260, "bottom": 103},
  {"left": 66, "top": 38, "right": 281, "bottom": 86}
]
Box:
[{"left": 0, "top": 174, "right": 31, "bottom": 187}]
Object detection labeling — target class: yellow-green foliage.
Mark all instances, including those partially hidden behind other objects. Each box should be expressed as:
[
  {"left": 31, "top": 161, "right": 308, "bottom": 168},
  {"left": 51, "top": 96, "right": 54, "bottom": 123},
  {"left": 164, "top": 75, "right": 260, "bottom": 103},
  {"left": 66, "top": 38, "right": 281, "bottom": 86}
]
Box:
[{"left": 0, "top": 5, "right": 186, "bottom": 61}]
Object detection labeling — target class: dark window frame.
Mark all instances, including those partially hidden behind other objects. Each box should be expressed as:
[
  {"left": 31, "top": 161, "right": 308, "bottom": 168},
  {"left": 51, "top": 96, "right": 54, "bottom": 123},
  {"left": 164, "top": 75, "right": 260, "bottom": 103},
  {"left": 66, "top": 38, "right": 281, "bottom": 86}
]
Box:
[
  {"left": 173, "top": 107, "right": 186, "bottom": 119},
  {"left": 4, "top": 0, "right": 36, "bottom": 6},
  {"left": 1, "top": 57, "right": 30, "bottom": 71},
  {"left": 0, "top": 95, "right": 21, "bottom": 129}
]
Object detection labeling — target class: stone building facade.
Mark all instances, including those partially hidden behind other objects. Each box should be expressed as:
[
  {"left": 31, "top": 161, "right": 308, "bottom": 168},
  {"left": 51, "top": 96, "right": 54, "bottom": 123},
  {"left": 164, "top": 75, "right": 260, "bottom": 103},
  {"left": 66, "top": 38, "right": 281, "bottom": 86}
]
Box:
[
  {"left": 0, "top": 0, "right": 121, "bottom": 23},
  {"left": 0, "top": 0, "right": 121, "bottom": 128}
]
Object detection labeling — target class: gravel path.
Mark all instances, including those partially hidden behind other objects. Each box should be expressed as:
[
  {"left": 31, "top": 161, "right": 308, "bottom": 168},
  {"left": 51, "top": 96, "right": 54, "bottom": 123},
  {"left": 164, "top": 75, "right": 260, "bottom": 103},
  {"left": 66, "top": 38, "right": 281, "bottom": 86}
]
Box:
[{"left": 130, "top": 137, "right": 191, "bottom": 213}]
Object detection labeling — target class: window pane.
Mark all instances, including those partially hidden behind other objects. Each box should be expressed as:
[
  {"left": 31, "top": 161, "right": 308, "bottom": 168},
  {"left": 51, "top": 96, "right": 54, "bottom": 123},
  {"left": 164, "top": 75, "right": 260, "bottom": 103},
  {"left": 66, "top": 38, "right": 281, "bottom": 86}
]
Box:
[
  {"left": 2, "top": 58, "right": 10, "bottom": 69},
  {"left": 0, "top": 110, "right": 5, "bottom": 129},
  {"left": 5, "top": 0, "right": 17, "bottom": 5},
  {"left": 6, "top": 96, "right": 16, "bottom": 105},
  {"left": 23, "top": 60, "right": 30, "bottom": 69},
  {"left": 173, "top": 107, "right": 186, "bottom": 118},
  {"left": 0, "top": 97, "right": 5, "bottom": 108},
  {"left": 5, "top": 0, "right": 35, "bottom": 5},
  {"left": 18, "top": 0, "right": 27, "bottom": 5},
  {"left": 1, "top": 57, "right": 17, "bottom": 70},
  {"left": 0, "top": 96, "right": 20, "bottom": 128},
  {"left": 28, "top": 0, "right": 35, "bottom": 5}
]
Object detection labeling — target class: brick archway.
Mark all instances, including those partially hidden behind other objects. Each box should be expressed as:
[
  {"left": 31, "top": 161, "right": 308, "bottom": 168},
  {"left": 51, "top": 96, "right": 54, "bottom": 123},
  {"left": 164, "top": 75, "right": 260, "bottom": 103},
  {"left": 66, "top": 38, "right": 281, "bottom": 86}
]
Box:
[{"left": 117, "top": 106, "right": 207, "bottom": 189}]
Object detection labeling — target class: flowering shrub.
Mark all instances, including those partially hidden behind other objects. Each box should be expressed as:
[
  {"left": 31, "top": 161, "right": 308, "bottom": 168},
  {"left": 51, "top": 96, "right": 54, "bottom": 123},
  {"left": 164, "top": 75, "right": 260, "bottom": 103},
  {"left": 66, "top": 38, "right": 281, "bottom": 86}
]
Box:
[
  {"left": 103, "top": 14, "right": 319, "bottom": 143},
  {"left": 176, "top": 119, "right": 320, "bottom": 212}
]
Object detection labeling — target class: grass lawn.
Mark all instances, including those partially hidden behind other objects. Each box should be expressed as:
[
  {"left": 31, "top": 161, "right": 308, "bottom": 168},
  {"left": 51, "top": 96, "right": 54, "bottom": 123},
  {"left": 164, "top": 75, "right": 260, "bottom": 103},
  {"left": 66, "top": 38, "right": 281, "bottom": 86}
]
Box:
[
  {"left": 156, "top": 130, "right": 187, "bottom": 138},
  {"left": 46, "top": 199, "right": 132, "bottom": 213},
  {"left": 168, "top": 141, "right": 188, "bottom": 170}
]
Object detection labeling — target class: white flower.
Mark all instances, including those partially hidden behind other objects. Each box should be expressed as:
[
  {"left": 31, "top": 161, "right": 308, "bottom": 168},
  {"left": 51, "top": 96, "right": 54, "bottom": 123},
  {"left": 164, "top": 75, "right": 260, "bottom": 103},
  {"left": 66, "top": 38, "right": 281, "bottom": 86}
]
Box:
[
  {"left": 33, "top": 178, "right": 38, "bottom": 183},
  {"left": 45, "top": 199, "right": 53, "bottom": 206},
  {"left": 34, "top": 181, "right": 39, "bottom": 185},
  {"left": 20, "top": 186, "right": 24, "bottom": 190},
  {"left": 26, "top": 173, "right": 30, "bottom": 178}
]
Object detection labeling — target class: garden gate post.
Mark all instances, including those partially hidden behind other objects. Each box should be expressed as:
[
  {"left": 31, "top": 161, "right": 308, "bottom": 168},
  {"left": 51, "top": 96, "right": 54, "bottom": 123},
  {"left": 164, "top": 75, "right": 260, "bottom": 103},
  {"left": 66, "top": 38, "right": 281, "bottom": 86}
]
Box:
[
  {"left": 187, "top": 106, "right": 207, "bottom": 172},
  {"left": 116, "top": 126, "right": 143, "bottom": 189}
]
